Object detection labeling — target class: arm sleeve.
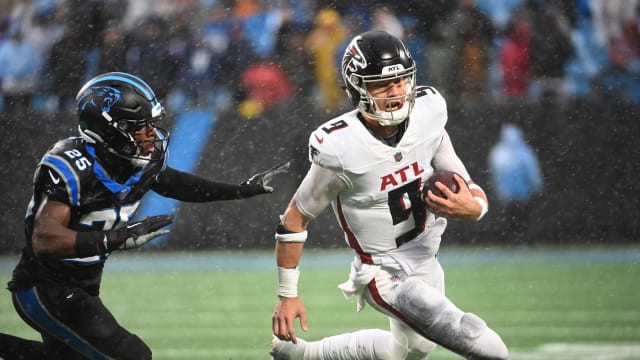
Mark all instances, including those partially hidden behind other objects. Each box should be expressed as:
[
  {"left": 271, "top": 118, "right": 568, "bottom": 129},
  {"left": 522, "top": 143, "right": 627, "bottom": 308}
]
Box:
[
  {"left": 294, "top": 163, "right": 348, "bottom": 219},
  {"left": 152, "top": 166, "right": 240, "bottom": 202},
  {"left": 432, "top": 131, "right": 472, "bottom": 181}
]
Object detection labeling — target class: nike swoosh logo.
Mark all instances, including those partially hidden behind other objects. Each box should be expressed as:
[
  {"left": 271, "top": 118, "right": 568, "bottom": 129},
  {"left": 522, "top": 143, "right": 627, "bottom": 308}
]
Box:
[
  {"left": 48, "top": 170, "right": 61, "bottom": 184},
  {"left": 314, "top": 133, "right": 324, "bottom": 144}
]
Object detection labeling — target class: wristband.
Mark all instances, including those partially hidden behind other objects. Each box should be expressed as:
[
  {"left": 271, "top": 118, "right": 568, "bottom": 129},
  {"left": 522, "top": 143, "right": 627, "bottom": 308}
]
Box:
[
  {"left": 474, "top": 196, "right": 488, "bottom": 221},
  {"left": 277, "top": 266, "right": 300, "bottom": 298},
  {"left": 75, "top": 231, "right": 107, "bottom": 257}
]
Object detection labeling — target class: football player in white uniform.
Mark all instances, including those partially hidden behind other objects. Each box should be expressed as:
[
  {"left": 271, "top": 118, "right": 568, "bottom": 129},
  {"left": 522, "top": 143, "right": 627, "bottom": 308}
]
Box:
[{"left": 270, "top": 31, "right": 509, "bottom": 360}]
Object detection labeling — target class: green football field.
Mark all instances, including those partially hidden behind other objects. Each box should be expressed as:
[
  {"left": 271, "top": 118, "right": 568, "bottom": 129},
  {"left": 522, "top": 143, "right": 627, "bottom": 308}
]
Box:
[{"left": 1, "top": 246, "right": 639, "bottom": 360}]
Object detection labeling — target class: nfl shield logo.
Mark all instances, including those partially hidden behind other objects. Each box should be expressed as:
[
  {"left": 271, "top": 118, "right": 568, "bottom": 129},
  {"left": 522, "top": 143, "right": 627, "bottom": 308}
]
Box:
[{"left": 394, "top": 152, "right": 403, "bottom": 162}]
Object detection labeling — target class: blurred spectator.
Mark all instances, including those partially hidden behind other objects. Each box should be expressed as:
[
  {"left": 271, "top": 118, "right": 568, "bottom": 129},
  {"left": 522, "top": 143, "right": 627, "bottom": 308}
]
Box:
[
  {"left": 305, "top": 8, "right": 348, "bottom": 111},
  {"left": 513, "top": 0, "right": 576, "bottom": 102},
  {"left": 589, "top": 0, "right": 640, "bottom": 49},
  {"left": 500, "top": 19, "right": 531, "bottom": 98},
  {"left": 475, "top": 0, "right": 524, "bottom": 31},
  {"left": 197, "top": 2, "right": 235, "bottom": 96},
  {"left": 562, "top": 4, "right": 608, "bottom": 99},
  {"left": 23, "top": 4, "right": 66, "bottom": 68},
  {"left": 126, "top": 16, "right": 172, "bottom": 100},
  {"left": 608, "top": 19, "right": 640, "bottom": 75},
  {"left": 164, "top": 11, "right": 195, "bottom": 91},
  {"left": 0, "top": 26, "right": 41, "bottom": 119},
  {"left": 237, "top": 61, "right": 295, "bottom": 119},
  {"left": 488, "top": 123, "right": 543, "bottom": 245},
  {"left": 415, "top": 0, "right": 458, "bottom": 92},
  {"left": 0, "top": 0, "right": 638, "bottom": 116},
  {"left": 595, "top": 18, "right": 640, "bottom": 104},
  {"left": 97, "top": 21, "right": 130, "bottom": 73},
  {"left": 234, "top": 0, "right": 262, "bottom": 18},
  {"left": 371, "top": 5, "right": 404, "bottom": 40},
  {"left": 237, "top": 0, "right": 286, "bottom": 59},
  {"left": 283, "top": 0, "right": 315, "bottom": 29},
  {"left": 0, "top": 17, "right": 10, "bottom": 43},
  {"left": 121, "top": 0, "right": 154, "bottom": 30},
  {"left": 213, "top": 23, "right": 257, "bottom": 108},
  {"left": 65, "top": 0, "right": 114, "bottom": 51},
  {"left": 401, "top": 15, "right": 427, "bottom": 76},
  {"left": 274, "top": 21, "right": 315, "bottom": 101},
  {"left": 47, "top": 24, "right": 90, "bottom": 110},
  {"left": 450, "top": 0, "right": 496, "bottom": 99}
]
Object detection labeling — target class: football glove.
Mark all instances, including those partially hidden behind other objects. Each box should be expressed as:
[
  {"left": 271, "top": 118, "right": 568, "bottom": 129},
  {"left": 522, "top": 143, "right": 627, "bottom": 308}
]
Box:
[
  {"left": 105, "top": 214, "right": 175, "bottom": 251},
  {"left": 237, "top": 161, "right": 291, "bottom": 198}
]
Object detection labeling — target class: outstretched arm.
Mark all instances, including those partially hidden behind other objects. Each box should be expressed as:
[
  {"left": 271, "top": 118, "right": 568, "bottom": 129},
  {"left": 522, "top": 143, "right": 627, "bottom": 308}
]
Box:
[{"left": 152, "top": 161, "right": 289, "bottom": 201}]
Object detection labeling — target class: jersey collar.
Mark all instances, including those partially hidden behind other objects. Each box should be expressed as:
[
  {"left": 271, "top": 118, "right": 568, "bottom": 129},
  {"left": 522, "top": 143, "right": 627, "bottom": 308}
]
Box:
[{"left": 86, "top": 143, "right": 145, "bottom": 200}]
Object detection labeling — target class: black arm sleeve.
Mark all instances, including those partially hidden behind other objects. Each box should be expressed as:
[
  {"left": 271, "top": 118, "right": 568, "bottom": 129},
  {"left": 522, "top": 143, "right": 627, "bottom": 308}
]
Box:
[{"left": 152, "top": 166, "right": 240, "bottom": 202}]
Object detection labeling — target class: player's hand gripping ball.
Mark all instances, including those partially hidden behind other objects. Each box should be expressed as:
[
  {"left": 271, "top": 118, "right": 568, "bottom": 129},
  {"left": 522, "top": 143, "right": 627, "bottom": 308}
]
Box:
[{"left": 423, "top": 169, "right": 463, "bottom": 199}]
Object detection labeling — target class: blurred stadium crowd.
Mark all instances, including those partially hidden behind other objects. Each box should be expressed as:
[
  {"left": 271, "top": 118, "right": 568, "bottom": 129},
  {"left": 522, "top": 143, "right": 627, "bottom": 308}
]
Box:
[
  {"left": 1, "top": 0, "right": 640, "bottom": 250},
  {"left": 1, "top": 0, "right": 639, "bottom": 120}
]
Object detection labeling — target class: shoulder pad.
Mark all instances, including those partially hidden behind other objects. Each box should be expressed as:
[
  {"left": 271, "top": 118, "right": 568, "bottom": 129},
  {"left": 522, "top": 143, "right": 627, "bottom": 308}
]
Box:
[
  {"left": 307, "top": 117, "right": 352, "bottom": 171},
  {"left": 38, "top": 138, "right": 90, "bottom": 206}
]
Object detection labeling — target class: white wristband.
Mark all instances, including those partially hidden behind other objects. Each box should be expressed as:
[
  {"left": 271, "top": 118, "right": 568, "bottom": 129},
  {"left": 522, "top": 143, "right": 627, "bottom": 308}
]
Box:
[
  {"left": 474, "top": 196, "right": 488, "bottom": 221},
  {"left": 278, "top": 266, "right": 300, "bottom": 298}
]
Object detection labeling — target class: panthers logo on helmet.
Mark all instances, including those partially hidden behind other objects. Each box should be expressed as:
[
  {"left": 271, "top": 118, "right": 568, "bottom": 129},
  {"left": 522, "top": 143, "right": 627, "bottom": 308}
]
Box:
[
  {"left": 342, "top": 36, "right": 367, "bottom": 75},
  {"left": 77, "top": 86, "right": 122, "bottom": 116}
]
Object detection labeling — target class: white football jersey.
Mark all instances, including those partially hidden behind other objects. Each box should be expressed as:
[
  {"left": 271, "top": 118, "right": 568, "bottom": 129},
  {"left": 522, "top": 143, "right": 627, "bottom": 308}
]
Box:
[{"left": 303, "top": 86, "right": 470, "bottom": 260}]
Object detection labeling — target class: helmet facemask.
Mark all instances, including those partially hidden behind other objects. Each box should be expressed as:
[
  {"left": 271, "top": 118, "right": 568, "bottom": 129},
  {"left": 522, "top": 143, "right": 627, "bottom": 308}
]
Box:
[
  {"left": 79, "top": 114, "right": 170, "bottom": 168},
  {"left": 348, "top": 66, "right": 417, "bottom": 126}
]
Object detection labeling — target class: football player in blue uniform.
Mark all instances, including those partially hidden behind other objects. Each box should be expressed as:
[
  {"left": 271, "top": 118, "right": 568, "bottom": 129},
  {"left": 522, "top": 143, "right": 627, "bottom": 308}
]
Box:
[{"left": 0, "top": 72, "right": 288, "bottom": 359}]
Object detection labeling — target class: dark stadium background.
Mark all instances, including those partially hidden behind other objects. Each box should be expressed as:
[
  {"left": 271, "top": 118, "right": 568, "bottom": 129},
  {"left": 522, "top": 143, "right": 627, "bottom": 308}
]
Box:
[{"left": 1, "top": 97, "right": 638, "bottom": 252}]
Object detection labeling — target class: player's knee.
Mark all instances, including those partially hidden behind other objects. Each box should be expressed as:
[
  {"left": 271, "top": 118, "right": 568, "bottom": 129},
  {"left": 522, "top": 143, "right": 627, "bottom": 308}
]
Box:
[
  {"left": 393, "top": 277, "right": 447, "bottom": 327},
  {"left": 460, "top": 313, "right": 486, "bottom": 339}
]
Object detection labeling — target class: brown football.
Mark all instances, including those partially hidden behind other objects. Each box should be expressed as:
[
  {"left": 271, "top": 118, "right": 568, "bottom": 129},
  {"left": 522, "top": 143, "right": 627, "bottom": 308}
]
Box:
[{"left": 423, "top": 170, "right": 463, "bottom": 198}]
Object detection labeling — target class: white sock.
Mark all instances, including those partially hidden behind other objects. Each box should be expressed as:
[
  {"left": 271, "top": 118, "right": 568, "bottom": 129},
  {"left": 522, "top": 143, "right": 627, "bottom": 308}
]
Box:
[{"left": 303, "top": 329, "right": 401, "bottom": 360}]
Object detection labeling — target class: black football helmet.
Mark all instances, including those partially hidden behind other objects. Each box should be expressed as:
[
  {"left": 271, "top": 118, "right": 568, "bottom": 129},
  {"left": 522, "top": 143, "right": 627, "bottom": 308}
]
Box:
[
  {"left": 341, "top": 31, "right": 417, "bottom": 126},
  {"left": 75, "top": 72, "right": 169, "bottom": 166}
]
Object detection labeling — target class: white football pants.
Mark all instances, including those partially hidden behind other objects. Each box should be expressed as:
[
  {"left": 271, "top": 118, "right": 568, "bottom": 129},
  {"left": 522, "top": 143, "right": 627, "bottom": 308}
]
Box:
[{"left": 300, "top": 256, "right": 509, "bottom": 360}]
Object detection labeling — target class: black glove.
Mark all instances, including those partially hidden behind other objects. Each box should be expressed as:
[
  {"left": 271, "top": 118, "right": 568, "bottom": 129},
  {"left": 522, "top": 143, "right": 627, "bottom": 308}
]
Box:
[
  {"left": 104, "top": 214, "right": 175, "bottom": 251},
  {"left": 237, "top": 161, "right": 290, "bottom": 198}
]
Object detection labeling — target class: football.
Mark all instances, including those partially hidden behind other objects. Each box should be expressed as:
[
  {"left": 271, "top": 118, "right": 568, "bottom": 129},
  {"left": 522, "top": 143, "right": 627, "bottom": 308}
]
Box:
[{"left": 423, "top": 169, "right": 463, "bottom": 199}]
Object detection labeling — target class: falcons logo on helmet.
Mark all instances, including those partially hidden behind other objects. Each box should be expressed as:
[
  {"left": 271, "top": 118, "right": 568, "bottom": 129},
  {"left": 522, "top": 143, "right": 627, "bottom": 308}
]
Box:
[{"left": 342, "top": 36, "right": 367, "bottom": 74}]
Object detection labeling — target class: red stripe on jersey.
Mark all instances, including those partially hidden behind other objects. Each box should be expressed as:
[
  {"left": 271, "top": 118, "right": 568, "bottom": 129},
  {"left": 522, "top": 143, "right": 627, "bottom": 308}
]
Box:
[
  {"left": 336, "top": 197, "right": 373, "bottom": 264},
  {"left": 367, "top": 278, "right": 427, "bottom": 338}
]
